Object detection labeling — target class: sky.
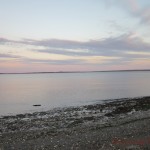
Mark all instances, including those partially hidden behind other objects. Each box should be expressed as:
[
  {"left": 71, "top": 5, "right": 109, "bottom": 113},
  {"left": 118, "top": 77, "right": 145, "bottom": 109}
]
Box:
[{"left": 0, "top": 0, "right": 150, "bottom": 73}]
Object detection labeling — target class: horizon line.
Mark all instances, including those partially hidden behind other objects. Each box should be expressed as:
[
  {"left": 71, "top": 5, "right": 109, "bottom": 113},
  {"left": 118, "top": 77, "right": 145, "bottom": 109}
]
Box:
[{"left": 0, "top": 69, "right": 150, "bottom": 74}]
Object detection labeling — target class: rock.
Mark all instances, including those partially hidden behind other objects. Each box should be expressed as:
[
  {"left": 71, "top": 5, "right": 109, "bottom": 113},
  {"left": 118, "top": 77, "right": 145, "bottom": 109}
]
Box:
[{"left": 33, "top": 104, "right": 41, "bottom": 107}]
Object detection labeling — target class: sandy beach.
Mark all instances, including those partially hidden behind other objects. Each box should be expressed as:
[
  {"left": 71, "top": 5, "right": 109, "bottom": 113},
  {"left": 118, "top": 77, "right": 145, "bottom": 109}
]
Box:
[{"left": 1, "top": 96, "right": 150, "bottom": 150}]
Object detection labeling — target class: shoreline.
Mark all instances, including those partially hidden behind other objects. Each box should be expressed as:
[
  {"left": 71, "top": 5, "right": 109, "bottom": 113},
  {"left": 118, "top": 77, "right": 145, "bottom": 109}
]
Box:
[
  {"left": 1, "top": 96, "right": 150, "bottom": 149},
  {"left": 0, "top": 96, "right": 149, "bottom": 117},
  {"left": 1, "top": 69, "right": 150, "bottom": 74}
]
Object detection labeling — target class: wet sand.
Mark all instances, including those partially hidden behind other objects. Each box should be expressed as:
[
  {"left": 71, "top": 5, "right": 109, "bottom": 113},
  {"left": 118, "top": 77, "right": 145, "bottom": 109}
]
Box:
[{"left": 1, "top": 96, "right": 150, "bottom": 150}]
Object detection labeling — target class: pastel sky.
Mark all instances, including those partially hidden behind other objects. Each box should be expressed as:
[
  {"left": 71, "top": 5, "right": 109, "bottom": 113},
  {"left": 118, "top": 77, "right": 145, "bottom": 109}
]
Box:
[{"left": 0, "top": 0, "right": 150, "bottom": 73}]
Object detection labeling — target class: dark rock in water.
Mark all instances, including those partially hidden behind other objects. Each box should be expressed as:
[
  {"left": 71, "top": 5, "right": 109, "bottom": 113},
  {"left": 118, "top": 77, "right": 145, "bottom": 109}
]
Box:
[{"left": 33, "top": 104, "right": 41, "bottom": 106}]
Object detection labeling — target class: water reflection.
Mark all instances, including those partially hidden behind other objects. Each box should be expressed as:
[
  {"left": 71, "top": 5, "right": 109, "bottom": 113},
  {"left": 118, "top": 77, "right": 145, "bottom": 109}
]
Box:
[{"left": 0, "top": 71, "right": 150, "bottom": 115}]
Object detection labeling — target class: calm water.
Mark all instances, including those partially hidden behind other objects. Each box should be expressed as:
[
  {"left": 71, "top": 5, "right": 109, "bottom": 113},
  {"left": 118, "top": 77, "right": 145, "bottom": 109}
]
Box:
[{"left": 0, "top": 71, "right": 150, "bottom": 116}]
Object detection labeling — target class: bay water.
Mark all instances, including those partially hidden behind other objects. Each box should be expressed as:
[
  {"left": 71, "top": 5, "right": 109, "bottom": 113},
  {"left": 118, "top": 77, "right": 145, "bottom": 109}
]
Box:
[{"left": 0, "top": 71, "right": 150, "bottom": 116}]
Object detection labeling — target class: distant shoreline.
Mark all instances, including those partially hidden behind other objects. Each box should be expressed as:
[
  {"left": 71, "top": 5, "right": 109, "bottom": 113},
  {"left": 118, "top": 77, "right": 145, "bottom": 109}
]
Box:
[{"left": 0, "top": 69, "right": 150, "bottom": 74}]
